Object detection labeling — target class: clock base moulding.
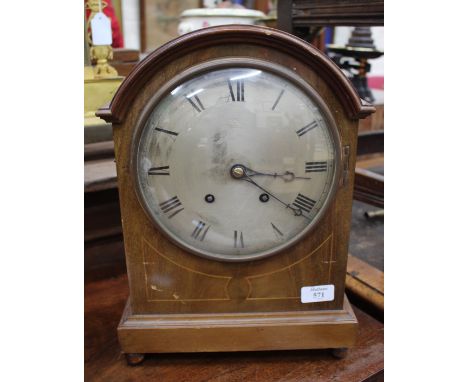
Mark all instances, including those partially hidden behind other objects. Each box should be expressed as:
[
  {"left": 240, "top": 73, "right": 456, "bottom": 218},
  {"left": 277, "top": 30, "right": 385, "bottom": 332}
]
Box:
[{"left": 118, "top": 295, "right": 357, "bottom": 362}]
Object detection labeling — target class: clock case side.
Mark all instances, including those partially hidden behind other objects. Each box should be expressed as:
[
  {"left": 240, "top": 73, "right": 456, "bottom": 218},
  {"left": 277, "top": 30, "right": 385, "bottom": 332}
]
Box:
[{"left": 97, "top": 26, "right": 374, "bottom": 318}]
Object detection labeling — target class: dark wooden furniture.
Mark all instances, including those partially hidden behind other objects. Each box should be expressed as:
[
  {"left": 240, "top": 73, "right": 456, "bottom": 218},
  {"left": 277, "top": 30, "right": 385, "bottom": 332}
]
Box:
[
  {"left": 346, "top": 254, "right": 383, "bottom": 319},
  {"left": 110, "top": 48, "right": 141, "bottom": 77},
  {"left": 277, "top": 0, "right": 384, "bottom": 34},
  {"left": 354, "top": 167, "right": 383, "bottom": 208},
  {"left": 356, "top": 130, "right": 383, "bottom": 156},
  {"left": 353, "top": 129, "right": 383, "bottom": 208},
  {"left": 85, "top": 274, "right": 384, "bottom": 381}
]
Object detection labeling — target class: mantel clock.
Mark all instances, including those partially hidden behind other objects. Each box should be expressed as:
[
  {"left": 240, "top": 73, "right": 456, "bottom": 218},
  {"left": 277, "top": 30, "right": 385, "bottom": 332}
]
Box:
[{"left": 97, "top": 25, "right": 374, "bottom": 365}]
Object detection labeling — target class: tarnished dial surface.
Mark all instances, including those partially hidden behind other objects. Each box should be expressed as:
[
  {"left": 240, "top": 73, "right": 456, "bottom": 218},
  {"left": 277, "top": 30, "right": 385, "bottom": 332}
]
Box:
[{"left": 135, "top": 65, "right": 339, "bottom": 261}]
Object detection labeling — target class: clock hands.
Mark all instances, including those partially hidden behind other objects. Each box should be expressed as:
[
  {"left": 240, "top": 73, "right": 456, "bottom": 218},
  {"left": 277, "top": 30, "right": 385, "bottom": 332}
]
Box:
[
  {"left": 230, "top": 164, "right": 312, "bottom": 220},
  {"left": 244, "top": 168, "right": 311, "bottom": 182}
]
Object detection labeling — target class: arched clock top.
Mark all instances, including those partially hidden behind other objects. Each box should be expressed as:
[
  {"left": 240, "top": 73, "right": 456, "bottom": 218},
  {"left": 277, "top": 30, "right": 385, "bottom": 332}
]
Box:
[{"left": 96, "top": 25, "right": 375, "bottom": 124}]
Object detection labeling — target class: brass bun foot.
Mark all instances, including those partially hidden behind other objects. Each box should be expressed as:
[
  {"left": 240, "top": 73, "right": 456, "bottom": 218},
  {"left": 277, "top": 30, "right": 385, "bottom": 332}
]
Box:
[
  {"left": 125, "top": 353, "right": 145, "bottom": 366},
  {"left": 331, "top": 348, "right": 348, "bottom": 359}
]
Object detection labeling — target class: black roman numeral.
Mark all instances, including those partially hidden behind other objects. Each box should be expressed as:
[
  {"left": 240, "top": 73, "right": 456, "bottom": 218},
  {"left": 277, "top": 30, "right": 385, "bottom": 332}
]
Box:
[
  {"left": 160, "top": 196, "right": 183, "bottom": 218},
  {"left": 191, "top": 221, "right": 210, "bottom": 241},
  {"left": 228, "top": 80, "right": 244, "bottom": 102},
  {"left": 148, "top": 166, "right": 170, "bottom": 175},
  {"left": 305, "top": 161, "right": 327, "bottom": 173},
  {"left": 234, "top": 230, "right": 244, "bottom": 248},
  {"left": 154, "top": 127, "right": 178, "bottom": 136},
  {"left": 271, "top": 89, "right": 285, "bottom": 110},
  {"left": 186, "top": 94, "right": 205, "bottom": 113},
  {"left": 292, "top": 194, "right": 316, "bottom": 214},
  {"left": 296, "top": 121, "right": 318, "bottom": 137}
]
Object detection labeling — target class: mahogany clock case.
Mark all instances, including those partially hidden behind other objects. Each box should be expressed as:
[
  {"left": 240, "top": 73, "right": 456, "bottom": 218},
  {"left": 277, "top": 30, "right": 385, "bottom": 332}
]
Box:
[{"left": 97, "top": 25, "right": 374, "bottom": 355}]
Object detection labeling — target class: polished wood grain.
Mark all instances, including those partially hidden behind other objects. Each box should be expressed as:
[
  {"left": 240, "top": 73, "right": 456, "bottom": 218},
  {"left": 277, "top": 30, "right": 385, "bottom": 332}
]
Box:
[
  {"left": 96, "top": 25, "right": 375, "bottom": 356},
  {"left": 85, "top": 274, "right": 384, "bottom": 381}
]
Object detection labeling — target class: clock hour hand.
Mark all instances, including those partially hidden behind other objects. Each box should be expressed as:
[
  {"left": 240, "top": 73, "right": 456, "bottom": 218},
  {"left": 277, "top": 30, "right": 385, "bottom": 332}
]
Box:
[
  {"left": 244, "top": 168, "right": 311, "bottom": 182},
  {"left": 230, "top": 164, "right": 312, "bottom": 220}
]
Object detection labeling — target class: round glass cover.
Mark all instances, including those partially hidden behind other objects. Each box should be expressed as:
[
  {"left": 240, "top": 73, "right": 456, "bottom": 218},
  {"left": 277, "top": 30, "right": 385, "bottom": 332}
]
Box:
[{"left": 135, "top": 63, "right": 339, "bottom": 261}]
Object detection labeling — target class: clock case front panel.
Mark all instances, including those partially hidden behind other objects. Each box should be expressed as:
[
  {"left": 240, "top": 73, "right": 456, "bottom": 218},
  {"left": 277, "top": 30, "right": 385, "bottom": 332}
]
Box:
[{"left": 98, "top": 25, "right": 374, "bottom": 354}]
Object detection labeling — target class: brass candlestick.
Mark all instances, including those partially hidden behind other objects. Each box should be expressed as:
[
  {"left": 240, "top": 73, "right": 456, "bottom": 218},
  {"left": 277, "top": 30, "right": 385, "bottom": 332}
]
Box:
[
  {"left": 85, "top": 0, "right": 118, "bottom": 78},
  {"left": 84, "top": 0, "right": 123, "bottom": 130}
]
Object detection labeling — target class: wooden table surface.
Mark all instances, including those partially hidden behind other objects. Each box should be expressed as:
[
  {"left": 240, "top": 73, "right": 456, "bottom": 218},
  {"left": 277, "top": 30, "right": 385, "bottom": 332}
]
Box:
[{"left": 85, "top": 275, "right": 384, "bottom": 382}]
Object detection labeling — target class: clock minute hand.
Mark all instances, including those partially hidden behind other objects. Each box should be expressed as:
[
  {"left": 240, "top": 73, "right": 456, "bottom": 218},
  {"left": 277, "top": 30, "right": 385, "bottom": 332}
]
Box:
[
  {"left": 244, "top": 168, "right": 311, "bottom": 182},
  {"left": 230, "top": 164, "right": 311, "bottom": 220}
]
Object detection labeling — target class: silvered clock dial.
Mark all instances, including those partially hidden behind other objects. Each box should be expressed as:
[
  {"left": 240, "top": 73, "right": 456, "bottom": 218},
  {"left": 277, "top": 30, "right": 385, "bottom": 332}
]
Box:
[{"left": 134, "top": 59, "right": 341, "bottom": 261}]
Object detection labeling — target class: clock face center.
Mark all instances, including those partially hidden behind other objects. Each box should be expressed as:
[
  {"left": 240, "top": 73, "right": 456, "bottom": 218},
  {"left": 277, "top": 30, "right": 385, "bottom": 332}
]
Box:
[{"left": 230, "top": 165, "right": 245, "bottom": 179}]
